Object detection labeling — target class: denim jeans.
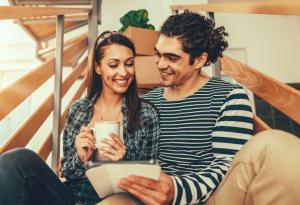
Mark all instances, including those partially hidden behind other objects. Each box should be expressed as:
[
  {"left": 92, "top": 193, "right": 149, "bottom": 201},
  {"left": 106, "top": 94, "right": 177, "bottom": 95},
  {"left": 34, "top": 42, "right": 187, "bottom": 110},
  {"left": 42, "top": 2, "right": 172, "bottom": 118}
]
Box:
[{"left": 0, "top": 148, "right": 75, "bottom": 205}]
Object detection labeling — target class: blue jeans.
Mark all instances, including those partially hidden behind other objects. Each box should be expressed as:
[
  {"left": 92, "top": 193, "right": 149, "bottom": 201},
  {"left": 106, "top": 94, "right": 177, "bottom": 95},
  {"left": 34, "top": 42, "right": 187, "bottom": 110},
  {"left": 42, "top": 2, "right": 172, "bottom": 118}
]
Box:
[{"left": 0, "top": 148, "right": 75, "bottom": 205}]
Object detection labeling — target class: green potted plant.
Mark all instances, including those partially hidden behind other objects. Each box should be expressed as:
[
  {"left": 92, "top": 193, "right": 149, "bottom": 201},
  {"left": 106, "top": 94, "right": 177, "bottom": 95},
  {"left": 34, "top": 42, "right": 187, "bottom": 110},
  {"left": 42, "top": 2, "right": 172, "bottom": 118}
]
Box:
[{"left": 119, "top": 9, "right": 155, "bottom": 32}]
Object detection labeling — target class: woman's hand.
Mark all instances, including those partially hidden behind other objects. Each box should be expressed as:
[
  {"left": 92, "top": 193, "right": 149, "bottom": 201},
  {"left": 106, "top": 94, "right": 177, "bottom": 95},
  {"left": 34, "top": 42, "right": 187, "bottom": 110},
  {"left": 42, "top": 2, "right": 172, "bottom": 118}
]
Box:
[
  {"left": 75, "top": 126, "right": 96, "bottom": 163},
  {"left": 99, "top": 133, "right": 126, "bottom": 161}
]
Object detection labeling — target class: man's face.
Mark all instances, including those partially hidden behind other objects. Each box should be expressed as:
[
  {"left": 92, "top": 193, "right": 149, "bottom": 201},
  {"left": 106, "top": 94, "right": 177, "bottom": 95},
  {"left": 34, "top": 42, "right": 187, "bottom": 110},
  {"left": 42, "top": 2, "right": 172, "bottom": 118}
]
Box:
[{"left": 154, "top": 35, "right": 198, "bottom": 87}]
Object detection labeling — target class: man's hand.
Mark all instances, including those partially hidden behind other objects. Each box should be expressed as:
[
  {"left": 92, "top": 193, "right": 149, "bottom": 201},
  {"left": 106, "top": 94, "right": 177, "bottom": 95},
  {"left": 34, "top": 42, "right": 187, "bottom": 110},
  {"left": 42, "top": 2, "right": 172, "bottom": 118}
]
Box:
[{"left": 118, "top": 172, "right": 175, "bottom": 205}]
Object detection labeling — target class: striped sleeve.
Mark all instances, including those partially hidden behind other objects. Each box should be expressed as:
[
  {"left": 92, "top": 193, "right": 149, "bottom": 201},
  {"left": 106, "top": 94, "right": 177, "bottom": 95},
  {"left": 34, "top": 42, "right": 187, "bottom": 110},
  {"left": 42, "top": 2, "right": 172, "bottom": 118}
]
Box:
[{"left": 171, "top": 87, "right": 253, "bottom": 205}]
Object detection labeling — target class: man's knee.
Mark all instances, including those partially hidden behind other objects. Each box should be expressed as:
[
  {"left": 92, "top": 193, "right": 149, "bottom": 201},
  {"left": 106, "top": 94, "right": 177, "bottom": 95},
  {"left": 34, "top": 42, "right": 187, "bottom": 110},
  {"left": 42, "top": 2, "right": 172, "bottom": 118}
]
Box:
[
  {"left": 251, "top": 129, "right": 300, "bottom": 150},
  {"left": 97, "top": 193, "right": 142, "bottom": 205},
  {"left": 236, "top": 129, "right": 300, "bottom": 160}
]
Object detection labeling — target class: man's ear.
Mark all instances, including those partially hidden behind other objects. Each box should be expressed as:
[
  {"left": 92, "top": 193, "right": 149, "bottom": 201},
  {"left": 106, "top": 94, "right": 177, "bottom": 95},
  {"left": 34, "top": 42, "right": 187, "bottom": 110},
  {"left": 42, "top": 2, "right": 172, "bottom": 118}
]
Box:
[
  {"left": 193, "top": 52, "right": 208, "bottom": 69},
  {"left": 95, "top": 63, "right": 102, "bottom": 75}
]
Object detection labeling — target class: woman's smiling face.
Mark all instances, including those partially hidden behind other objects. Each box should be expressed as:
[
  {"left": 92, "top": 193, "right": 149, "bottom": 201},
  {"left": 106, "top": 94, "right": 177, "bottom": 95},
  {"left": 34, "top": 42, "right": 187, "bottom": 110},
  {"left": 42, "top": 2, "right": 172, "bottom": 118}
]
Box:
[{"left": 95, "top": 43, "right": 135, "bottom": 94}]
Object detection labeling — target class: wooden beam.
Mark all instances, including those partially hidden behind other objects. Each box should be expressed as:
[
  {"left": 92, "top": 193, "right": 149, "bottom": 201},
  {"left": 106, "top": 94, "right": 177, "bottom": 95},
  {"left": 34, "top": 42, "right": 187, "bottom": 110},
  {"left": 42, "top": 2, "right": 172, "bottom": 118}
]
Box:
[
  {"left": 253, "top": 114, "right": 271, "bottom": 134},
  {"left": 38, "top": 33, "right": 87, "bottom": 57},
  {"left": 0, "top": 6, "right": 90, "bottom": 20},
  {"left": 23, "top": 20, "right": 87, "bottom": 42},
  {"left": 15, "top": 0, "right": 91, "bottom": 5},
  {"left": 38, "top": 78, "right": 86, "bottom": 161},
  {"left": 220, "top": 55, "right": 300, "bottom": 124},
  {"left": 171, "top": 1, "right": 300, "bottom": 16},
  {"left": 0, "top": 37, "right": 87, "bottom": 121},
  {"left": 0, "top": 59, "right": 87, "bottom": 154},
  {"left": 20, "top": 14, "right": 88, "bottom": 24}
]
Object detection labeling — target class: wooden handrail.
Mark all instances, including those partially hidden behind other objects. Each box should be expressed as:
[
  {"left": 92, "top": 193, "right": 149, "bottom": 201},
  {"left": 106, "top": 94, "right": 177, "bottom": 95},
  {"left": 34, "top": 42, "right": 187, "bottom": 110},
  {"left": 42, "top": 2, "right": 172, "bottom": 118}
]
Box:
[
  {"left": 0, "top": 59, "right": 87, "bottom": 153},
  {"left": 0, "top": 6, "right": 90, "bottom": 20},
  {"left": 220, "top": 55, "right": 300, "bottom": 124},
  {"left": 171, "top": 0, "right": 300, "bottom": 16},
  {"left": 39, "top": 33, "right": 88, "bottom": 59},
  {"left": 253, "top": 114, "right": 271, "bottom": 134},
  {"left": 38, "top": 78, "right": 87, "bottom": 160},
  {"left": 0, "top": 36, "right": 87, "bottom": 121}
]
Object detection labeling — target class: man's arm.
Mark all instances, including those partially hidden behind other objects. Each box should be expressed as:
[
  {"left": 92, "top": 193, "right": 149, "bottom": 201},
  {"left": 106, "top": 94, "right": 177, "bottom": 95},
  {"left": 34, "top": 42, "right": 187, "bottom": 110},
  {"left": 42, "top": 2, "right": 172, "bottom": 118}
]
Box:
[{"left": 171, "top": 87, "right": 253, "bottom": 204}]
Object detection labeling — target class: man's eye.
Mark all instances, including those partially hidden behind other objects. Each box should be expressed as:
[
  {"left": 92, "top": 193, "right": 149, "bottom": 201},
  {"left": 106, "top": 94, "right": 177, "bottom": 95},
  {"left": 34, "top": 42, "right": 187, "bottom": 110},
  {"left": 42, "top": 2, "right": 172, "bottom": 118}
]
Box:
[{"left": 168, "top": 56, "right": 178, "bottom": 61}]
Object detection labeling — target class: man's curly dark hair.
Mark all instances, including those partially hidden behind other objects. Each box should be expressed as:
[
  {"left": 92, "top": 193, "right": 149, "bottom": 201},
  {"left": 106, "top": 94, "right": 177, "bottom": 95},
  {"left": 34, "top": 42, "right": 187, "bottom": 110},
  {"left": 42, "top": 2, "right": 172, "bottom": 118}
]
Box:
[{"left": 160, "top": 11, "right": 229, "bottom": 66}]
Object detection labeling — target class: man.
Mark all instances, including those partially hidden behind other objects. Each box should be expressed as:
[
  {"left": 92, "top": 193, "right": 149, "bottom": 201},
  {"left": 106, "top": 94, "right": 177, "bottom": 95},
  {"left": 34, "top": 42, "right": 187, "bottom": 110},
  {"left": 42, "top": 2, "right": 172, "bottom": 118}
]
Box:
[
  {"left": 115, "top": 10, "right": 253, "bottom": 204},
  {"left": 113, "top": 11, "right": 300, "bottom": 205}
]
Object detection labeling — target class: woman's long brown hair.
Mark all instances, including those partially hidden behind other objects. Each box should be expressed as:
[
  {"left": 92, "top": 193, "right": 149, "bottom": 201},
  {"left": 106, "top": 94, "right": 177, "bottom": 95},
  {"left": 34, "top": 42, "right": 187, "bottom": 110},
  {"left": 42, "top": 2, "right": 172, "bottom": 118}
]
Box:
[{"left": 86, "top": 31, "right": 141, "bottom": 133}]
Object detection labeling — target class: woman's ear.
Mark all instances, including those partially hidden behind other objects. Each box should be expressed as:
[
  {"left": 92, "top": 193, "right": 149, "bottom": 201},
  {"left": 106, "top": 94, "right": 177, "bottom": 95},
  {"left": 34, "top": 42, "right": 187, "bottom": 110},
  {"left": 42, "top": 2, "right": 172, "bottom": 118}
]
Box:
[
  {"left": 193, "top": 52, "right": 208, "bottom": 70},
  {"left": 95, "top": 63, "right": 102, "bottom": 75}
]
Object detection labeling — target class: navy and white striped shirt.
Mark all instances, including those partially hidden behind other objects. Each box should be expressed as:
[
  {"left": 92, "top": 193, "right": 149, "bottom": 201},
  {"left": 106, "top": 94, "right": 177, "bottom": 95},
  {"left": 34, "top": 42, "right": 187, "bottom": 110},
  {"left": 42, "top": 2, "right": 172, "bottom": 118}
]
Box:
[{"left": 143, "top": 77, "right": 253, "bottom": 205}]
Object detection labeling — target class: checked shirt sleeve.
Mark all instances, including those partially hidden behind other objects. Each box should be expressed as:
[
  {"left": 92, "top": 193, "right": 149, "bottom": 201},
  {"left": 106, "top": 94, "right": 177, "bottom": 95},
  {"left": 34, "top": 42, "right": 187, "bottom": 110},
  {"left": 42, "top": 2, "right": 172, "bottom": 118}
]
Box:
[
  {"left": 171, "top": 87, "right": 254, "bottom": 205},
  {"left": 61, "top": 103, "right": 87, "bottom": 180},
  {"left": 144, "top": 103, "right": 159, "bottom": 160}
]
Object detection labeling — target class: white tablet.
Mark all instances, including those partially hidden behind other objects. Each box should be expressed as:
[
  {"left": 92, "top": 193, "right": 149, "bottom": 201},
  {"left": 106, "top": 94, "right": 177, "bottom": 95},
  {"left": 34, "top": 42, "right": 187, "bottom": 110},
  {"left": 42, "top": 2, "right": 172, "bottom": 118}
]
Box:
[{"left": 85, "top": 160, "right": 161, "bottom": 198}]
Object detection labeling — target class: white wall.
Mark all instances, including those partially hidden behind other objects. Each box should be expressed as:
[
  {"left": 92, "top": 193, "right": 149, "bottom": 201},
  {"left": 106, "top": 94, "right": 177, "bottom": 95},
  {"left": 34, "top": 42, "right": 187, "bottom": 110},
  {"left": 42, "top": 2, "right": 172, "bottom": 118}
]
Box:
[
  {"left": 215, "top": 13, "right": 300, "bottom": 83},
  {"left": 99, "top": 0, "right": 173, "bottom": 32},
  {"left": 98, "top": 0, "right": 300, "bottom": 84}
]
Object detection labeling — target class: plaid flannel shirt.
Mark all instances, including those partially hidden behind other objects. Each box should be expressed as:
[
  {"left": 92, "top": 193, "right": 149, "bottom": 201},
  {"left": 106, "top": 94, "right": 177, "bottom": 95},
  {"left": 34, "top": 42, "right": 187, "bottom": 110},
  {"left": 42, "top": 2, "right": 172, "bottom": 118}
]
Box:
[{"left": 61, "top": 93, "right": 159, "bottom": 204}]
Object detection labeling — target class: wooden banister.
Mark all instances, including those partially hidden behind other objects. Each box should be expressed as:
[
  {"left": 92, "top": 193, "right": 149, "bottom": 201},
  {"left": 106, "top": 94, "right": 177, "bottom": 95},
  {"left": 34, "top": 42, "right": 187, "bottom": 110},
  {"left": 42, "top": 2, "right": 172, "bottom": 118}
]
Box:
[
  {"left": 39, "top": 33, "right": 88, "bottom": 61},
  {"left": 38, "top": 78, "right": 87, "bottom": 160},
  {"left": 171, "top": 1, "right": 300, "bottom": 16},
  {"left": 220, "top": 55, "right": 300, "bottom": 125},
  {"left": 0, "top": 36, "right": 87, "bottom": 121},
  {"left": 253, "top": 114, "right": 271, "bottom": 134},
  {"left": 0, "top": 6, "right": 90, "bottom": 20},
  {"left": 0, "top": 59, "right": 87, "bottom": 153}
]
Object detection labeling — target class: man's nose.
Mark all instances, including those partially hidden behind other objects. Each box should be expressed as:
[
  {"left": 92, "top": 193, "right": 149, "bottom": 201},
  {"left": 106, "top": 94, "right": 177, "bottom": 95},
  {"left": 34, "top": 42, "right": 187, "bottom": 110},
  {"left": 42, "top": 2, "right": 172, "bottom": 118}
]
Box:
[{"left": 156, "top": 57, "right": 168, "bottom": 70}]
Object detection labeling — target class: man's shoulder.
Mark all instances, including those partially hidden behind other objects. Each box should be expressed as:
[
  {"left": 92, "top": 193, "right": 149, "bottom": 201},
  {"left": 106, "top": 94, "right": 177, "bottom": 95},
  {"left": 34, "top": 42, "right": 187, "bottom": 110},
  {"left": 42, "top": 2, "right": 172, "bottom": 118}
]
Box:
[
  {"left": 208, "top": 77, "right": 241, "bottom": 90},
  {"left": 206, "top": 77, "right": 243, "bottom": 96},
  {"left": 142, "top": 87, "right": 162, "bottom": 102}
]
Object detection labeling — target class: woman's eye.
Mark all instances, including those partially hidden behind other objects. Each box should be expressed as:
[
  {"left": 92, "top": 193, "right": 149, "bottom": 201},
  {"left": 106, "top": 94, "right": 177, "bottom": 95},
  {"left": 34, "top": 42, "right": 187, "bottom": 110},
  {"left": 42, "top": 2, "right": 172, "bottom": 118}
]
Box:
[
  {"left": 109, "top": 64, "right": 118, "bottom": 68},
  {"left": 125, "top": 63, "right": 134, "bottom": 67}
]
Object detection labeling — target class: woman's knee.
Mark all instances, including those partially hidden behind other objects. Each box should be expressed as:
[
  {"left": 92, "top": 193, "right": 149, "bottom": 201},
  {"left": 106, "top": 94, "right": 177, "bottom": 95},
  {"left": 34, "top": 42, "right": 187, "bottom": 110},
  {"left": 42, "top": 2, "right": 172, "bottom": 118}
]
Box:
[{"left": 0, "top": 148, "right": 40, "bottom": 169}]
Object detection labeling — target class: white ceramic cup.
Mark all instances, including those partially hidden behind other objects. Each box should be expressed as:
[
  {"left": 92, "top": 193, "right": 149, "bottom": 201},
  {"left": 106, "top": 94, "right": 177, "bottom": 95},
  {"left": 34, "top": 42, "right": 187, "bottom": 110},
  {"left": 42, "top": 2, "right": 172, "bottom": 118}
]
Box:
[{"left": 93, "top": 121, "right": 120, "bottom": 161}]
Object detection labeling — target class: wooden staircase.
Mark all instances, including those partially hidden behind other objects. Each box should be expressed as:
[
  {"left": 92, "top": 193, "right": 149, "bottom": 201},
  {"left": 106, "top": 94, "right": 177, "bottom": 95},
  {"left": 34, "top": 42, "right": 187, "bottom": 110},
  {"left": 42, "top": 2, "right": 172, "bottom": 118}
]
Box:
[
  {"left": 0, "top": 0, "right": 299, "bottom": 170},
  {"left": 7, "top": 0, "right": 97, "bottom": 63}
]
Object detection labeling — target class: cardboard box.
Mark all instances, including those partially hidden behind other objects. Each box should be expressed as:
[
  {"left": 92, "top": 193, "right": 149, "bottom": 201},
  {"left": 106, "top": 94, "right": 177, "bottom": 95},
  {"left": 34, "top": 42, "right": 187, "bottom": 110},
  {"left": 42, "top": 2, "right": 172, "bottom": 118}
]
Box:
[
  {"left": 135, "top": 56, "right": 160, "bottom": 89},
  {"left": 123, "top": 26, "right": 159, "bottom": 56}
]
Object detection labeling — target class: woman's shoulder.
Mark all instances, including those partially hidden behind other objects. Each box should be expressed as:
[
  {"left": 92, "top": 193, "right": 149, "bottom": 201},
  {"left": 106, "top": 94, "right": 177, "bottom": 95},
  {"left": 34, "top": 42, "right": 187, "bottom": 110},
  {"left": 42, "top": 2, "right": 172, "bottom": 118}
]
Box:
[
  {"left": 139, "top": 98, "right": 159, "bottom": 119},
  {"left": 68, "top": 97, "right": 92, "bottom": 113}
]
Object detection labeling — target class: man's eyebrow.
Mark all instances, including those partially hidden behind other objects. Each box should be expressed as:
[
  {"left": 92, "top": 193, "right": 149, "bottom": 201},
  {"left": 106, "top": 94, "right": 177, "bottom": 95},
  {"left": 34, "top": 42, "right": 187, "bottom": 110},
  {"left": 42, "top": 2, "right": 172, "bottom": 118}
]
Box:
[{"left": 154, "top": 47, "right": 181, "bottom": 58}]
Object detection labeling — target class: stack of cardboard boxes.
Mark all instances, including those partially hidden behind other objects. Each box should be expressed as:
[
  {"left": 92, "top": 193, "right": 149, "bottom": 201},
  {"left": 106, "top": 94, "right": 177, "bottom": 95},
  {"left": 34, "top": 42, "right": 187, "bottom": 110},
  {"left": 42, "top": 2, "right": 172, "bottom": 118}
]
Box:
[{"left": 123, "top": 26, "right": 160, "bottom": 91}]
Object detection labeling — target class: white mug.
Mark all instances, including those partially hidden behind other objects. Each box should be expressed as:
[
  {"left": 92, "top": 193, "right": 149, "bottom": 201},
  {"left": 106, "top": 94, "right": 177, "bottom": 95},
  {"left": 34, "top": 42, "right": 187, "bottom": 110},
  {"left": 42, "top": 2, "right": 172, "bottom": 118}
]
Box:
[{"left": 93, "top": 121, "right": 120, "bottom": 161}]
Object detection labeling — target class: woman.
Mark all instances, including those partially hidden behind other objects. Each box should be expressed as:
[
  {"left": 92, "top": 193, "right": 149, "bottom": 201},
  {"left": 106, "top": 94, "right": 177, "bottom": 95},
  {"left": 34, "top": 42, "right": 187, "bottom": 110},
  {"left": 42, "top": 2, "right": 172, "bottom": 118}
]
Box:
[{"left": 0, "top": 31, "right": 159, "bottom": 205}]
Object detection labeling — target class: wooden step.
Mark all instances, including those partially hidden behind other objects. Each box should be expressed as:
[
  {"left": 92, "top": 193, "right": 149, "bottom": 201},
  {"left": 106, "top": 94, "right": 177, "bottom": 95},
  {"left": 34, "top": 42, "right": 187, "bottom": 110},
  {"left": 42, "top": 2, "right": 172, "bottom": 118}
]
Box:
[
  {"left": 17, "top": 15, "right": 87, "bottom": 43},
  {"left": 171, "top": 0, "right": 300, "bottom": 16},
  {"left": 10, "top": 0, "right": 91, "bottom": 6}
]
